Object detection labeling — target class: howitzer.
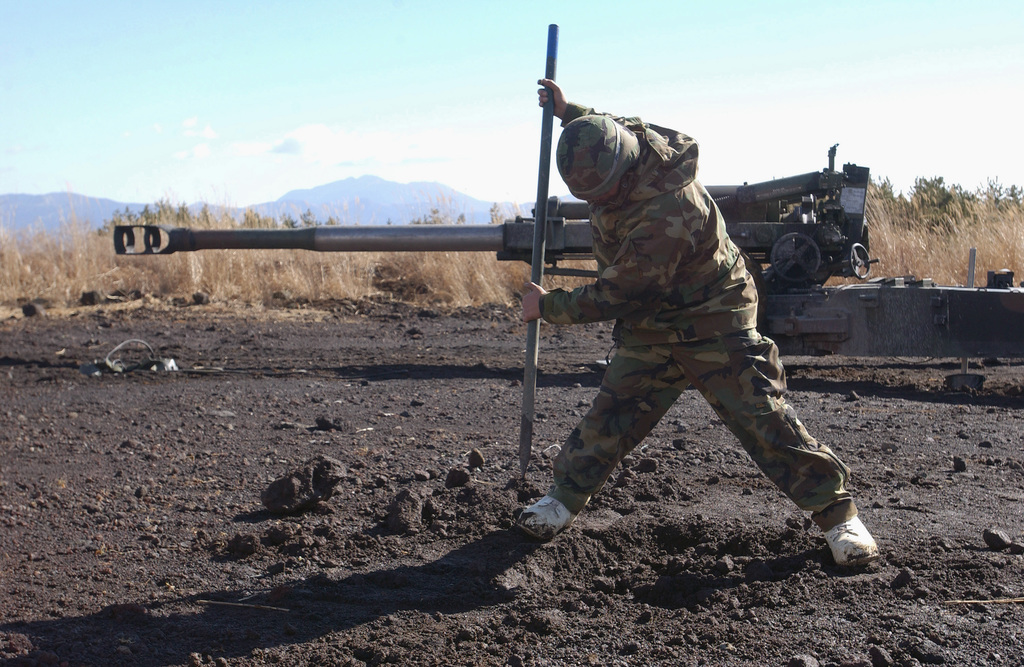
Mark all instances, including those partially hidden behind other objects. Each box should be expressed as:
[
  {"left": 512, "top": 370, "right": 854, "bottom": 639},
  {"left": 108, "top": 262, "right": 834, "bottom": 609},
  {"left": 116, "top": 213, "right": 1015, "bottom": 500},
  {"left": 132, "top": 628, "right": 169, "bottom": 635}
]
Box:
[
  {"left": 114, "top": 149, "right": 1024, "bottom": 368},
  {"left": 114, "top": 146, "right": 872, "bottom": 288}
]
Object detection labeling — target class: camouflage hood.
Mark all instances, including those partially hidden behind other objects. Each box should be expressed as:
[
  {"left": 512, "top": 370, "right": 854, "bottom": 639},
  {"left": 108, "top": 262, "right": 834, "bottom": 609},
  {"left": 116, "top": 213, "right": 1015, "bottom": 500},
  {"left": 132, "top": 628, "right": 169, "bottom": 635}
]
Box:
[
  {"left": 556, "top": 115, "right": 641, "bottom": 201},
  {"left": 597, "top": 120, "right": 701, "bottom": 210}
]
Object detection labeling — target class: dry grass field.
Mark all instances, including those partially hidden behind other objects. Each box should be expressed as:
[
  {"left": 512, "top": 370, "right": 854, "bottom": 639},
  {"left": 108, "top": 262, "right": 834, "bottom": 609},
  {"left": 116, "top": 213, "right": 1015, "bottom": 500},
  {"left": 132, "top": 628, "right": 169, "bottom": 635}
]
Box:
[
  {"left": 864, "top": 178, "right": 1024, "bottom": 287},
  {"left": 2, "top": 179, "right": 1022, "bottom": 311}
]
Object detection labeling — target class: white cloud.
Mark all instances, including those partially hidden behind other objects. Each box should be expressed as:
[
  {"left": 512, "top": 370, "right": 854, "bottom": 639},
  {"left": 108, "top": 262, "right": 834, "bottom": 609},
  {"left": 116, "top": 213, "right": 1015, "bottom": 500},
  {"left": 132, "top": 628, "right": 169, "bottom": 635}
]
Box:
[
  {"left": 179, "top": 116, "right": 217, "bottom": 139},
  {"left": 174, "top": 143, "right": 212, "bottom": 160},
  {"left": 153, "top": 123, "right": 163, "bottom": 134},
  {"left": 184, "top": 124, "right": 218, "bottom": 139}
]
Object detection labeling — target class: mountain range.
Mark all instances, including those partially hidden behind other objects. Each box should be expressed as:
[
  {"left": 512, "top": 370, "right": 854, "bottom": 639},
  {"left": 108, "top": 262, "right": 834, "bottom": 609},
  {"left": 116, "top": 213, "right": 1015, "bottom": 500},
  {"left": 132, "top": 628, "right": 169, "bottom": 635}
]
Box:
[{"left": 0, "top": 175, "right": 521, "bottom": 232}]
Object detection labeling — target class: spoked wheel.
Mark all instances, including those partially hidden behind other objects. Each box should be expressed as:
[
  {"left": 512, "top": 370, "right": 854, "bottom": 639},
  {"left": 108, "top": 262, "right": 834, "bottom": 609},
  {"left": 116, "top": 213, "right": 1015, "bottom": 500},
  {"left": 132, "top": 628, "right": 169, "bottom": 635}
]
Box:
[{"left": 769, "top": 233, "right": 821, "bottom": 285}]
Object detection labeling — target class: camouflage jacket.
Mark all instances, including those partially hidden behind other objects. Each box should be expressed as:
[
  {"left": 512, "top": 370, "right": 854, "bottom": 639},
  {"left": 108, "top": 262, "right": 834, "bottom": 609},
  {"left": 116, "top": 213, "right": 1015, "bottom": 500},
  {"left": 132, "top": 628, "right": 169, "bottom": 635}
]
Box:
[{"left": 540, "top": 102, "right": 758, "bottom": 346}]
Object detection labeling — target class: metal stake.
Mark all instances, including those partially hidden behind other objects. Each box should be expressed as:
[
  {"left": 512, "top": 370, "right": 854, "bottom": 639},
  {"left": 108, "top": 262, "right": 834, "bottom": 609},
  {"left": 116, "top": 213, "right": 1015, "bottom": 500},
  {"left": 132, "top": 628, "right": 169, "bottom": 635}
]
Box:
[
  {"left": 519, "top": 24, "right": 559, "bottom": 478},
  {"left": 961, "top": 247, "right": 976, "bottom": 375}
]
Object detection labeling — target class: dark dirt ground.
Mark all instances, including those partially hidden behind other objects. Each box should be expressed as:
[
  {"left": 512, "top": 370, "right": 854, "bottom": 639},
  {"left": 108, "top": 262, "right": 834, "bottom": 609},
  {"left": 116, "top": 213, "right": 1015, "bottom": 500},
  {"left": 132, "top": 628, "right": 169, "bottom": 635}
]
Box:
[{"left": 2, "top": 298, "right": 1023, "bottom": 667}]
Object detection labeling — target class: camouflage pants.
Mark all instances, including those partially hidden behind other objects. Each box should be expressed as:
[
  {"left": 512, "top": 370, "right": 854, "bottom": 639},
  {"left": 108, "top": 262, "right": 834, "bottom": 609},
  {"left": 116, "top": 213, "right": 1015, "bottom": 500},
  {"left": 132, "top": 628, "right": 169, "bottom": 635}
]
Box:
[{"left": 547, "top": 329, "right": 857, "bottom": 531}]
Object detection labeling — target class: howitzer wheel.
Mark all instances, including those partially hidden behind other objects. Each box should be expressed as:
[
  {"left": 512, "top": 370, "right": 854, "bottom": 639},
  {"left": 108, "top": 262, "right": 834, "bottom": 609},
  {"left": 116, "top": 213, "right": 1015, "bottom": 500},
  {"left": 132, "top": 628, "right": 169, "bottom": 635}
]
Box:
[{"left": 769, "top": 232, "right": 821, "bottom": 284}]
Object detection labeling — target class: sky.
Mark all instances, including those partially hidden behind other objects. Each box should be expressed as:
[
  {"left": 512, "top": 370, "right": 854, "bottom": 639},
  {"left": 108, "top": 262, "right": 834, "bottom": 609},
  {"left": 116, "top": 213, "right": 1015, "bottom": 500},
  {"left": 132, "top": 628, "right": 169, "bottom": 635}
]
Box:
[{"left": 2, "top": 0, "right": 1022, "bottom": 210}]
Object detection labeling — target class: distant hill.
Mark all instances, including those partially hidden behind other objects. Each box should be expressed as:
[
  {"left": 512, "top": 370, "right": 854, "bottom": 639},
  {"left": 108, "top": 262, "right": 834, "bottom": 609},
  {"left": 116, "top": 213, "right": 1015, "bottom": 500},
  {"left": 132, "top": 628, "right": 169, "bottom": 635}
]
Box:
[
  {"left": 0, "top": 176, "right": 514, "bottom": 233},
  {"left": 0, "top": 193, "right": 150, "bottom": 233},
  {"left": 259, "top": 175, "right": 499, "bottom": 225}
]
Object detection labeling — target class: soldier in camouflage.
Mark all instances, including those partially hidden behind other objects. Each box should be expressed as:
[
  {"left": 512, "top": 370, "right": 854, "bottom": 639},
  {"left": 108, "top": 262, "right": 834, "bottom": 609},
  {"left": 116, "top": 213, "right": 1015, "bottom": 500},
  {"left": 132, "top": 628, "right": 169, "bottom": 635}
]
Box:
[{"left": 517, "top": 79, "right": 880, "bottom": 567}]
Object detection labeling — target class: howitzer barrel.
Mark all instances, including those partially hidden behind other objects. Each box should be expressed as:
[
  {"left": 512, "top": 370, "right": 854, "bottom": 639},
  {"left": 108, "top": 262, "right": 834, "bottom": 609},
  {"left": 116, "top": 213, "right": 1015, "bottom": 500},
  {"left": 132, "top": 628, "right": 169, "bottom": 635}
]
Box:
[
  {"left": 114, "top": 224, "right": 507, "bottom": 255},
  {"left": 114, "top": 198, "right": 597, "bottom": 257}
]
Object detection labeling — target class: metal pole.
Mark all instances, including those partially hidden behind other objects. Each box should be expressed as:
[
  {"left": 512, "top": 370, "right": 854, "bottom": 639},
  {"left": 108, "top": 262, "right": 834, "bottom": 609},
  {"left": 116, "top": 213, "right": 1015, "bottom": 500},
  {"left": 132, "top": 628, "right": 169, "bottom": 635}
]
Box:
[
  {"left": 519, "top": 24, "right": 558, "bottom": 478},
  {"left": 961, "top": 247, "right": 977, "bottom": 375}
]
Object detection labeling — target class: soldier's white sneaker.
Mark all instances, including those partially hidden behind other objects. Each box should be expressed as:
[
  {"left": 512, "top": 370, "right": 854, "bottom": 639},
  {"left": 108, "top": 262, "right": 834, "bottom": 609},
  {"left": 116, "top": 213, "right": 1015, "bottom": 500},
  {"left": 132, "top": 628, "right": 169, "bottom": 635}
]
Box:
[
  {"left": 517, "top": 495, "right": 576, "bottom": 541},
  {"left": 824, "top": 516, "right": 880, "bottom": 566}
]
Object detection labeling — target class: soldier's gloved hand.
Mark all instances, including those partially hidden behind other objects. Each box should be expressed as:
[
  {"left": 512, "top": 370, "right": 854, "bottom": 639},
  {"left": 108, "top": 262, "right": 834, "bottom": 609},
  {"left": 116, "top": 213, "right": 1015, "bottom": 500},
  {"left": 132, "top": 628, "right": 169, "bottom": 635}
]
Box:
[
  {"left": 522, "top": 282, "right": 548, "bottom": 323},
  {"left": 537, "top": 79, "right": 567, "bottom": 119}
]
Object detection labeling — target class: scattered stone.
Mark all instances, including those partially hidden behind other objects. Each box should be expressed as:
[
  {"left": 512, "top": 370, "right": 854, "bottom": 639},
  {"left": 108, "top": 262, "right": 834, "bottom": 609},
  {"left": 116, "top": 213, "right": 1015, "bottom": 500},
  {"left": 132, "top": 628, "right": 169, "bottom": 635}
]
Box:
[
  {"left": 192, "top": 291, "right": 211, "bottom": 305},
  {"left": 620, "top": 640, "right": 641, "bottom": 655},
  {"left": 21, "top": 302, "right": 46, "bottom": 317},
  {"left": 868, "top": 645, "right": 895, "bottom": 667},
  {"left": 444, "top": 467, "right": 471, "bottom": 488},
  {"left": 413, "top": 469, "right": 431, "bottom": 482},
  {"left": 80, "top": 290, "right": 106, "bottom": 306},
  {"left": 900, "top": 637, "right": 945, "bottom": 664},
  {"left": 982, "top": 528, "right": 1013, "bottom": 551},
  {"left": 313, "top": 416, "right": 350, "bottom": 432},
  {"left": 261, "top": 455, "right": 347, "bottom": 514},
  {"left": 102, "top": 603, "right": 149, "bottom": 620},
  {"left": 264, "top": 524, "right": 297, "bottom": 546},
  {"left": 456, "top": 626, "right": 478, "bottom": 643},
  {"left": 839, "top": 659, "right": 871, "bottom": 667},
  {"left": 613, "top": 469, "right": 634, "bottom": 488},
  {"left": 634, "top": 458, "right": 658, "bottom": 474},
  {"left": 953, "top": 456, "right": 967, "bottom": 473},
  {"left": 386, "top": 488, "right": 423, "bottom": 535},
  {"left": 227, "top": 533, "right": 262, "bottom": 557},
  {"left": 1009, "top": 543, "right": 1024, "bottom": 555},
  {"left": 788, "top": 655, "right": 820, "bottom": 667},
  {"left": 468, "top": 448, "right": 485, "bottom": 470},
  {"left": 845, "top": 390, "right": 861, "bottom": 402},
  {"left": 978, "top": 440, "right": 993, "bottom": 448},
  {"left": 714, "top": 555, "right": 735, "bottom": 575},
  {"left": 891, "top": 567, "right": 914, "bottom": 589},
  {"left": 593, "top": 577, "right": 616, "bottom": 594},
  {"left": 525, "top": 609, "right": 566, "bottom": 636}
]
